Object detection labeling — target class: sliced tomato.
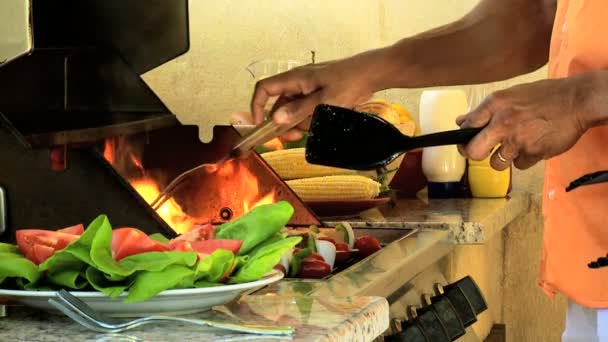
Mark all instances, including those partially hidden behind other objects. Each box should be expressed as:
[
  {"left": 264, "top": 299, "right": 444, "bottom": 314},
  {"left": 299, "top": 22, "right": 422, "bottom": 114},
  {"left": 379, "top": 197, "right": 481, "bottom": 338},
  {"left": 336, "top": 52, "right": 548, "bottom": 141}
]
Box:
[
  {"left": 16, "top": 229, "right": 82, "bottom": 264},
  {"left": 57, "top": 224, "right": 85, "bottom": 236},
  {"left": 167, "top": 240, "right": 213, "bottom": 260},
  {"left": 31, "top": 245, "right": 55, "bottom": 265},
  {"left": 167, "top": 223, "right": 215, "bottom": 249},
  {"left": 190, "top": 240, "right": 242, "bottom": 255},
  {"left": 111, "top": 227, "right": 168, "bottom": 261},
  {"left": 168, "top": 240, "right": 194, "bottom": 252}
]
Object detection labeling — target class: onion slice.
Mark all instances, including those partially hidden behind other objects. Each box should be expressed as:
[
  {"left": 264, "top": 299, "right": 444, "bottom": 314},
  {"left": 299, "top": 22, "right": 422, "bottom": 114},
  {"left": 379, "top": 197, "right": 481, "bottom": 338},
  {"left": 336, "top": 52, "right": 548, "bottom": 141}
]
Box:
[{"left": 315, "top": 240, "right": 336, "bottom": 270}]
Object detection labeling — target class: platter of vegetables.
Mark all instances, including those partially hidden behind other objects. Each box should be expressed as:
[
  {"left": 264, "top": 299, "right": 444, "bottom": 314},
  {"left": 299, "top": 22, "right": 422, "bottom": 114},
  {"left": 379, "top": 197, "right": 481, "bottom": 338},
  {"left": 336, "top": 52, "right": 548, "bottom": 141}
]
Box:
[{"left": 0, "top": 201, "right": 301, "bottom": 317}]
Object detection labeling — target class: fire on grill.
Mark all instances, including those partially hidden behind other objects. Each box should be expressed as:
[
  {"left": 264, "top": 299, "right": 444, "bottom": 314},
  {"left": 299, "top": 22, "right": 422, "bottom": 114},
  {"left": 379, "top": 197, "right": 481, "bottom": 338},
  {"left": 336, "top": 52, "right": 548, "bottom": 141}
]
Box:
[
  {"left": 101, "top": 136, "right": 278, "bottom": 234},
  {"left": 96, "top": 125, "right": 321, "bottom": 233}
]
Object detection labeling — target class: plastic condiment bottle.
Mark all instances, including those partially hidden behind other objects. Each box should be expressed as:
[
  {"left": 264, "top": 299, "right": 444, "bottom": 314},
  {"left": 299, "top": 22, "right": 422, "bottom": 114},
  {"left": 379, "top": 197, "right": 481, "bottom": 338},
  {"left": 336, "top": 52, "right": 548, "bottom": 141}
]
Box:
[
  {"left": 419, "top": 89, "right": 468, "bottom": 198},
  {"left": 468, "top": 146, "right": 511, "bottom": 198}
]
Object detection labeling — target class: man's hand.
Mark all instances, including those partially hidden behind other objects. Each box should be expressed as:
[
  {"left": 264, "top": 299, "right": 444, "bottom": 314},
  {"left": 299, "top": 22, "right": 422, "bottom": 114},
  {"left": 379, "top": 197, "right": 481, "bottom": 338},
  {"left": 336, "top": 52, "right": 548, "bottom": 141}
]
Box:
[
  {"left": 250, "top": 50, "right": 388, "bottom": 141},
  {"left": 457, "top": 72, "right": 604, "bottom": 170}
]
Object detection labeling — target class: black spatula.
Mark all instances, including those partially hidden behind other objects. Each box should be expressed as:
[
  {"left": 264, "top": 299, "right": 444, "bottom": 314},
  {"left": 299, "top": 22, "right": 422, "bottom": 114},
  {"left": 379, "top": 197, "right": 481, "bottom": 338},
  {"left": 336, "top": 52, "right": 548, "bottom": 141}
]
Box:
[{"left": 305, "top": 104, "right": 482, "bottom": 171}]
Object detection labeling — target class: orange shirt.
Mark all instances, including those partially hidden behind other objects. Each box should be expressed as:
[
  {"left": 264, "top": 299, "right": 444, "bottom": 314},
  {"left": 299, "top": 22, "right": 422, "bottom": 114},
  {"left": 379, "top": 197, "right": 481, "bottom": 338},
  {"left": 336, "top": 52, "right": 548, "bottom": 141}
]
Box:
[{"left": 542, "top": 0, "right": 608, "bottom": 308}]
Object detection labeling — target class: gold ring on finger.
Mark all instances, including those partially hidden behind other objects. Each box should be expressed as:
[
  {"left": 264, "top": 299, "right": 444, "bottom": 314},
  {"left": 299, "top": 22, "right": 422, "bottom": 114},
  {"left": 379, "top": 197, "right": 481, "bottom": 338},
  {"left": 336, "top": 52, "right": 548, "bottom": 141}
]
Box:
[{"left": 496, "top": 150, "right": 508, "bottom": 163}]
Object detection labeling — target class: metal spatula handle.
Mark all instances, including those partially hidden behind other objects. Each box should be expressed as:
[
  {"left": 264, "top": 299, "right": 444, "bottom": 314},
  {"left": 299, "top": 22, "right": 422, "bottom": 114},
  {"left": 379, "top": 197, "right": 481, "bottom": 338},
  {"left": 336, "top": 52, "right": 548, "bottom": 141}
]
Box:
[
  {"left": 231, "top": 109, "right": 311, "bottom": 158},
  {"left": 409, "top": 127, "right": 483, "bottom": 149}
]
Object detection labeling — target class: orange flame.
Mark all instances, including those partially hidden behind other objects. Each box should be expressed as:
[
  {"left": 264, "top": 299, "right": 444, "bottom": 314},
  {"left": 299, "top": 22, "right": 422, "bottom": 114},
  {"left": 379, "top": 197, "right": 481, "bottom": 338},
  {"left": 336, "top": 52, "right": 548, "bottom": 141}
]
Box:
[
  {"left": 244, "top": 191, "right": 275, "bottom": 213},
  {"left": 102, "top": 138, "right": 278, "bottom": 234},
  {"left": 130, "top": 153, "right": 144, "bottom": 171},
  {"left": 129, "top": 178, "right": 197, "bottom": 234},
  {"left": 129, "top": 152, "right": 145, "bottom": 177},
  {"left": 103, "top": 139, "right": 115, "bottom": 164},
  {"left": 218, "top": 160, "right": 276, "bottom": 214}
]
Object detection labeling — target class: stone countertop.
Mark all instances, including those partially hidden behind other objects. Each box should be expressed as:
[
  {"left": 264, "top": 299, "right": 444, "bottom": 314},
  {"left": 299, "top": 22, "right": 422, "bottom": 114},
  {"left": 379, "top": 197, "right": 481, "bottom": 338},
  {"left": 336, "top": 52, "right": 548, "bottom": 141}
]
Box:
[
  {"left": 323, "top": 191, "right": 530, "bottom": 244},
  {"left": 0, "top": 294, "right": 388, "bottom": 342}
]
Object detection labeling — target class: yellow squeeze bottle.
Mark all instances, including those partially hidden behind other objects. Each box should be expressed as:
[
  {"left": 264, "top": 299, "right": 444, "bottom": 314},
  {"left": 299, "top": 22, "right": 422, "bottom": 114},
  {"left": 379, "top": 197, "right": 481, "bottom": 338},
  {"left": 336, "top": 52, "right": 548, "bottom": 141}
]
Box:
[{"left": 467, "top": 147, "right": 511, "bottom": 198}]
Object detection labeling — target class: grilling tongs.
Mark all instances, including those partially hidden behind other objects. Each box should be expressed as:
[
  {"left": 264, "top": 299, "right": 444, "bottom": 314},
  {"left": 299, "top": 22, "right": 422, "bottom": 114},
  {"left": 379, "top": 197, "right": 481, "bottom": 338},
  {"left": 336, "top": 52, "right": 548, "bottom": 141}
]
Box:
[{"left": 149, "top": 107, "right": 311, "bottom": 210}]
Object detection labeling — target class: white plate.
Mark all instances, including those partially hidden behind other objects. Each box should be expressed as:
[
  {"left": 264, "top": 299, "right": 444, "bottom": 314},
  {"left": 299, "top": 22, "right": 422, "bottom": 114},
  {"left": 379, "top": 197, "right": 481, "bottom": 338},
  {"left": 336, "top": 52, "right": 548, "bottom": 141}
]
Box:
[{"left": 0, "top": 270, "right": 283, "bottom": 317}]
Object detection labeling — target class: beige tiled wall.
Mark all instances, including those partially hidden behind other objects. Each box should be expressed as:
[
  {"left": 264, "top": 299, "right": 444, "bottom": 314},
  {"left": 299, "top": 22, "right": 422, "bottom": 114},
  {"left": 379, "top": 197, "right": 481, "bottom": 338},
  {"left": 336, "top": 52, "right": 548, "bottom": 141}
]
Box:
[{"left": 142, "top": 1, "right": 562, "bottom": 340}]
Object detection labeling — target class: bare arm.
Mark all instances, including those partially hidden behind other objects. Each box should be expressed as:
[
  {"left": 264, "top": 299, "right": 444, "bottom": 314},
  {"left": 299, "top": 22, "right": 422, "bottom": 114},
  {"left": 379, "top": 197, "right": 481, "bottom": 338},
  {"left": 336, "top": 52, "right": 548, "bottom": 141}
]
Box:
[
  {"left": 373, "top": 0, "right": 557, "bottom": 88},
  {"left": 251, "top": 0, "right": 557, "bottom": 140}
]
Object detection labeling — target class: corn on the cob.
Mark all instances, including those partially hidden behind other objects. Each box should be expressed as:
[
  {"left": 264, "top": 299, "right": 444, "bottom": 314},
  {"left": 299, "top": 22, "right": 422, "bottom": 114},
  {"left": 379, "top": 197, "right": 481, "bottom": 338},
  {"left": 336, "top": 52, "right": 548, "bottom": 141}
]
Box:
[
  {"left": 262, "top": 148, "right": 357, "bottom": 180},
  {"left": 286, "top": 175, "right": 381, "bottom": 201}
]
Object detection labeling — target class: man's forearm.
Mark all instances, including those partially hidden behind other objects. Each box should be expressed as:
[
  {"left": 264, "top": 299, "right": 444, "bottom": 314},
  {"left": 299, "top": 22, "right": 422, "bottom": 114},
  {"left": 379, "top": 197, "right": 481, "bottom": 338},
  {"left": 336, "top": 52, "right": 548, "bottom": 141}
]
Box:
[{"left": 366, "top": 0, "right": 556, "bottom": 90}]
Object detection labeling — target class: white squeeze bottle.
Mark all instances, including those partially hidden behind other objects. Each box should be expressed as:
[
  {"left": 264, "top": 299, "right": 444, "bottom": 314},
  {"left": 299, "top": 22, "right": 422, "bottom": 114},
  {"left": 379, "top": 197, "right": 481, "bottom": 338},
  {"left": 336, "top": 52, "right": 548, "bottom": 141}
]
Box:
[{"left": 419, "top": 89, "right": 468, "bottom": 198}]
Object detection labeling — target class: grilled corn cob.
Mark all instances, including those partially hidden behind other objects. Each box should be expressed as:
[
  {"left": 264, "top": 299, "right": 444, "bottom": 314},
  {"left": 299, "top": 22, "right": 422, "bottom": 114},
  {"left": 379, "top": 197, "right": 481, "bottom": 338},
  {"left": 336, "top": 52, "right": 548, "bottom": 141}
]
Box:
[
  {"left": 286, "top": 175, "right": 381, "bottom": 201},
  {"left": 262, "top": 148, "right": 356, "bottom": 180}
]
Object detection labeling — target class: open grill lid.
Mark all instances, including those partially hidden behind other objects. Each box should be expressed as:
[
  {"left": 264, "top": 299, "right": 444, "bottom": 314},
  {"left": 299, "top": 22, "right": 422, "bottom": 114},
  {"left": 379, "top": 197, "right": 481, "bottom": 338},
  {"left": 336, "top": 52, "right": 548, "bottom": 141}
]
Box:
[
  {"left": 0, "top": 0, "right": 189, "bottom": 147},
  {"left": 0, "top": 0, "right": 191, "bottom": 241}
]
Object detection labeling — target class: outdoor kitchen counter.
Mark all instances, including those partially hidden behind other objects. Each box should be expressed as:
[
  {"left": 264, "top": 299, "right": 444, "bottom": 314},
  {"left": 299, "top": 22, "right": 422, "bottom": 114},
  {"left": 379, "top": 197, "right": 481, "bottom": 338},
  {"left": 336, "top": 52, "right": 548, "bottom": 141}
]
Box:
[
  {"left": 325, "top": 190, "right": 530, "bottom": 244},
  {"left": 0, "top": 294, "right": 389, "bottom": 342}
]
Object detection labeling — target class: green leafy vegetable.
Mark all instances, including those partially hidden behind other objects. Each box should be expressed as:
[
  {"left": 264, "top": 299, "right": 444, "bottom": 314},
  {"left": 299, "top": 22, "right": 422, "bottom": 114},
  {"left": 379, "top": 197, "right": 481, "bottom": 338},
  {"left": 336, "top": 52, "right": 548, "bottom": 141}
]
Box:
[
  {"left": 194, "top": 280, "right": 225, "bottom": 288},
  {"left": 88, "top": 219, "right": 197, "bottom": 281},
  {"left": 89, "top": 216, "right": 131, "bottom": 278},
  {"left": 120, "top": 251, "right": 198, "bottom": 273},
  {"left": 85, "top": 267, "right": 130, "bottom": 299},
  {"left": 125, "top": 265, "right": 194, "bottom": 303},
  {"left": 0, "top": 252, "right": 41, "bottom": 285},
  {"left": 216, "top": 201, "right": 294, "bottom": 255},
  {"left": 246, "top": 232, "right": 285, "bottom": 259},
  {"left": 39, "top": 215, "right": 109, "bottom": 272},
  {"left": 48, "top": 270, "right": 88, "bottom": 290},
  {"left": 230, "top": 236, "right": 301, "bottom": 284},
  {"left": 0, "top": 243, "right": 19, "bottom": 254},
  {"left": 1, "top": 200, "right": 298, "bottom": 303},
  {"left": 233, "top": 255, "right": 250, "bottom": 271},
  {"left": 195, "top": 249, "right": 235, "bottom": 283}
]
